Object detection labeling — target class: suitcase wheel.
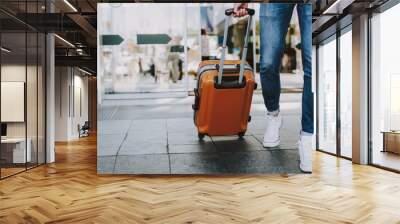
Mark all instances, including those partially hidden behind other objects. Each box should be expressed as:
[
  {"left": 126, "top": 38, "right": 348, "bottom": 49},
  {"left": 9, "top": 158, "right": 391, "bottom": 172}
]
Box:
[
  {"left": 198, "top": 133, "right": 205, "bottom": 141},
  {"left": 238, "top": 132, "right": 245, "bottom": 139}
]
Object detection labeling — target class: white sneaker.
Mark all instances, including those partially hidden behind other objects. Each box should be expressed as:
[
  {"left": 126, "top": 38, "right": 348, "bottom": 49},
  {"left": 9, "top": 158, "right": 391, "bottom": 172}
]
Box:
[
  {"left": 298, "top": 134, "right": 313, "bottom": 173},
  {"left": 263, "top": 113, "right": 282, "bottom": 148}
]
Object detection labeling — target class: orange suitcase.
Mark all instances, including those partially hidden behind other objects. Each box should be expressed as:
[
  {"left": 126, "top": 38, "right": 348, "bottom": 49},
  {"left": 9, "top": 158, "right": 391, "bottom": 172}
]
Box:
[{"left": 193, "top": 8, "right": 257, "bottom": 140}]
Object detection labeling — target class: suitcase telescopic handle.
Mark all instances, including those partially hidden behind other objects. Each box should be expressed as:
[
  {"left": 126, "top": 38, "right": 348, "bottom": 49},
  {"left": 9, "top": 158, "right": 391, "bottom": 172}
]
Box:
[{"left": 218, "top": 8, "right": 254, "bottom": 85}]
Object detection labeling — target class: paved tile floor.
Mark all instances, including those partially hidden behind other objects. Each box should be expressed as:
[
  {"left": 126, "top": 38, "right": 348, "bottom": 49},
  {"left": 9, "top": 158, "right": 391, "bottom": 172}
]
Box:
[{"left": 98, "top": 92, "right": 303, "bottom": 174}]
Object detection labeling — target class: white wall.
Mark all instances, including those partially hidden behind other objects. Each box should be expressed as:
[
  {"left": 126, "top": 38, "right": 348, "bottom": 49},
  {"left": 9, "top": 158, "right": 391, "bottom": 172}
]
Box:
[
  {"left": 55, "top": 67, "right": 89, "bottom": 141},
  {"left": 1, "top": 65, "right": 38, "bottom": 138},
  {"left": 1, "top": 66, "right": 26, "bottom": 128},
  {"left": 72, "top": 73, "right": 89, "bottom": 138},
  {"left": 1, "top": 65, "right": 26, "bottom": 140},
  {"left": 55, "top": 66, "right": 69, "bottom": 141}
]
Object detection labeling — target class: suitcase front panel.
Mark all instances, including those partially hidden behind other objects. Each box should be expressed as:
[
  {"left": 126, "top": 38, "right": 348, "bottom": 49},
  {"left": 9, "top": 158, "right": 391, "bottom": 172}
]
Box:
[{"left": 195, "top": 67, "right": 255, "bottom": 136}]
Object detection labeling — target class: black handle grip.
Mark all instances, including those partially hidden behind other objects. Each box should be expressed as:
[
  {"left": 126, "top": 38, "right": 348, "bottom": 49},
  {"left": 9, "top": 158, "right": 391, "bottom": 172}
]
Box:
[
  {"left": 225, "top": 8, "right": 234, "bottom": 16},
  {"left": 225, "top": 8, "right": 255, "bottom": 16},
  {"left": 214, "top": 76, "right": 247, "bottom": 89},
  {"left": 216, "top": 64, "right": 240, "bottom": 74}
]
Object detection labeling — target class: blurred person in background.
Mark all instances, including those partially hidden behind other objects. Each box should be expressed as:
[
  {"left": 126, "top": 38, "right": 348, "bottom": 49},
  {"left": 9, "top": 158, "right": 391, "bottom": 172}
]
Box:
[
  {"left": 168, "top": 35, "right": 183, "bottom": 83},
  {"left": 201, "top": 29, "right": 211, "bottom": 61}
]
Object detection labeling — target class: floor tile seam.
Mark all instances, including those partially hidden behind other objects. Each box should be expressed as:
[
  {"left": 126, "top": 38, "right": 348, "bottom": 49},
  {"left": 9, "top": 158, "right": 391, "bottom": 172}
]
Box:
[
  {"left": 166, "top": 119, "right": 172, "bottom": 174},
  {"left": 112, "top": 120, "right": 133, "bottom": 173},
  {"left": 110, "top": 105, "right": 119, "bottom": 120}
]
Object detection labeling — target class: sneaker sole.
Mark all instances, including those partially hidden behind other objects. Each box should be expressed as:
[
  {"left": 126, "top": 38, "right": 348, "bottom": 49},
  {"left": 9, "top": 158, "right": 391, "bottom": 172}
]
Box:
[
  {"left": 299, "top": 165, "right": 312, "bottom": 174},
  {"left": 263, "top": 140, "right": 280, "bottom": 148},
  {"left": 299, "top": 169, "right": 312, "bottom": 174}
]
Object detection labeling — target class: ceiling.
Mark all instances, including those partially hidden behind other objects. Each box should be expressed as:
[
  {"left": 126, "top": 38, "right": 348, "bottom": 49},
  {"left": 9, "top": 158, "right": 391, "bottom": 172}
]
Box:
[
  {"left": 0, "top": 0, "right": 97, "bottom": 73},
  {"left": 312, "top": 0, "right": 392, "bottom": 43}
]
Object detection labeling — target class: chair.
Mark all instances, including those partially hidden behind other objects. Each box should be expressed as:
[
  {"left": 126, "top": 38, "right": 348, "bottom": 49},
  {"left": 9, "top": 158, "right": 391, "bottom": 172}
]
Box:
[{"left": 79, "top": 121, "right": 90, "bottom": 138}]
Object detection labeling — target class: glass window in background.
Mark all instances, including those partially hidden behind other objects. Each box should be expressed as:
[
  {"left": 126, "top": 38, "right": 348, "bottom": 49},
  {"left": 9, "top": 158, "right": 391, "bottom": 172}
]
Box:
[
  {"left": 38, "top": 31, "right": 46, "bottom": 165},
  {"left": 317, "top": 36, "right": 337, "bottom": 155},
  {"left": 339, "top": 28, "right": 352, "bottom": 158},
  {"left": 27, "top": 30, "right": 38, "bottom": 170},
  {"left": 0, "top": 0, "right": 47, "bottom": 179},
  {"left": 371, "top": 3, "right": 400, "bottom": 171},
  {"left": 1, "top": 30, "right": 28, "bottom": 178}
]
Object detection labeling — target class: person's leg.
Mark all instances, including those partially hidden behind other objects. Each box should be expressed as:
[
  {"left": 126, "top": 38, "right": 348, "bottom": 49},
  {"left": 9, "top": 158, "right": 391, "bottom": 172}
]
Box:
[
  {"left": 297, "top": 4, "right": 313, "bottom": 134},
  {"left": 259, "top": 3, "right": 295, "bottom": 147},
  {"left": 297, "top": 4, "right": 313, "bottom": 173},
  {"left": 172, "top": 59, "right": 180, "bottom": 83},
  {"left": 259, "top": 3, "right": 294, "bottom": 113}
]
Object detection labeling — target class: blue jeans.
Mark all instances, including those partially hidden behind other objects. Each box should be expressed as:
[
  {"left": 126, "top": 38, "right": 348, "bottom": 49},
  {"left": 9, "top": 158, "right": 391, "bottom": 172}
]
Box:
[{"left": 259, "top": 3, "right": 313, "bottom": 134}]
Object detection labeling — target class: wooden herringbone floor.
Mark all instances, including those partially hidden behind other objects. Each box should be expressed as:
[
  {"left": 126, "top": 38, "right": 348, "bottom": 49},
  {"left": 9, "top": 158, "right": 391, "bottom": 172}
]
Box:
[{"left": 1, "top": 135, "right": 400, "bottom": 224}]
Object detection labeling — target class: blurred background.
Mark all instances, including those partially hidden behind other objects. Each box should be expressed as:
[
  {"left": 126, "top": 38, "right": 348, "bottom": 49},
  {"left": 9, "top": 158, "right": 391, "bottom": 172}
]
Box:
[{"left": 98, "top": 3, "right": 304, "bottom": 98}]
